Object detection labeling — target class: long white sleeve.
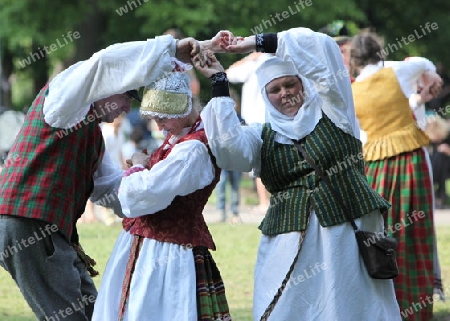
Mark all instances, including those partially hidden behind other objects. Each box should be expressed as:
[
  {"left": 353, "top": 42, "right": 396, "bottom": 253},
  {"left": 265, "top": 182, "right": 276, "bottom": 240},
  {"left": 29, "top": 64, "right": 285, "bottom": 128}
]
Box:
[
  {"left": 365, "top": 58, "right": 436, "bottom": 99},
  {"left": 90, "top": 150, "right": 124, "bottom": 217},
  {"left": 392, "top": 58, "right": 436, "bottom": 98},
  {"left": 118, "top": 139, "right": 215, "bottom": 218},
  {"left": 276, "top": 28, "right": 359, "bottom": 138},
  {"left": 44, "top": 35, "right": 177, "bottom": 128},
  {"left": 201, "top": 96, "right": 263, "bottom": 173}
]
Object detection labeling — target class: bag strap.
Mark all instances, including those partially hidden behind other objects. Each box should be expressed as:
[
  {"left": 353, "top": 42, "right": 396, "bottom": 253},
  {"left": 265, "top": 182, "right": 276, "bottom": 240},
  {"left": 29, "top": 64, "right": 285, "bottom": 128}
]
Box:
[
  {"left": 292, "top": 141, "right": 359, "bottom": 231},
  {"left": 260, "top": 230, "right": 306, "bottom": 321}
]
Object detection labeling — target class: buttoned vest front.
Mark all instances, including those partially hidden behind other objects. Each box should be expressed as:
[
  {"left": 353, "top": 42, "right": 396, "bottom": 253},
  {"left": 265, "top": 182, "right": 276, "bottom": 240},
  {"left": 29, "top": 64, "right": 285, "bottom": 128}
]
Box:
[{"left": 259, "top": 114, "right": 390, "bottom": 235}]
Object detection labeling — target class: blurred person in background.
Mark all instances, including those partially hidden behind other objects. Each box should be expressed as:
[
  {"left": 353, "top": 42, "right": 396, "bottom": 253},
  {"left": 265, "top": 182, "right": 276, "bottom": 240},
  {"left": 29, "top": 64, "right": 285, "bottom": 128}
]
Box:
[
  {"left": 80, "top": 114, "right": 128, "bottom": 225},
  {"left": 122, "top": 126, "right": 145, "bottom": 162},
  {"left": 126, "top": 107, "right": 160, "bottom": 154},
  {"left": 427, "top": 62, "right": 450, "bottom": 209},
  {"left": 383, "top": 57, "right": 447, "bottom": 303},
  {"left": 101, "top": 114, "right": 127, "bottom": 225},
  {"left": 318, "top": 20, "right": 352, "bottom": 76},
  {"left": 226, "top": 51, "right": 273, "bottom": 214},
  {"left": 350, "top": 29, "right": 443, "bottom": 320},
  {"left": 215, "top": 88, "right": 244, "bottom": 224},
  {"left": 0, "top": 108, "right": 25, "bottom": 174},
  {"left": 0, "top": 33, "right": 204, "bottom": 321}
]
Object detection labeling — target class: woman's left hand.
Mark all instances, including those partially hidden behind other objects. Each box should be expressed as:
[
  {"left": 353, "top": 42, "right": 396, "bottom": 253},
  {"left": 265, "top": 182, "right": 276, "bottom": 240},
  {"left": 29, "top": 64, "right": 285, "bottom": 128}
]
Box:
[
  {"left": 200, "top": 30, "right": 238, "bottom": 54},
  {"left": 193, "top": 50, "right": 225, "bottom": 78}
]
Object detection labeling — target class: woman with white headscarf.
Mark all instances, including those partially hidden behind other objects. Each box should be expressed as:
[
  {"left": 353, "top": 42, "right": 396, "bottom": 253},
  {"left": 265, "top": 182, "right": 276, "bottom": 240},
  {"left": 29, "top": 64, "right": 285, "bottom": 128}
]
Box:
[{"left": 197, "top": 28, "right": 401, "bottom": 320}]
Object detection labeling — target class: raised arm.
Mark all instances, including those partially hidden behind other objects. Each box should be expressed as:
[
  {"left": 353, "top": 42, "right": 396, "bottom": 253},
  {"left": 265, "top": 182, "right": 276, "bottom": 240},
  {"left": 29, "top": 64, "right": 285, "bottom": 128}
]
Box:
[
  {"left": 44, "top": 36, "right": 203, "bottom": 128},
  {"left": 224, "top": 28, "right": 359, "bottom": 137},
  {"left": 194, "top": 50, "right": 263, "bottom": 172}
]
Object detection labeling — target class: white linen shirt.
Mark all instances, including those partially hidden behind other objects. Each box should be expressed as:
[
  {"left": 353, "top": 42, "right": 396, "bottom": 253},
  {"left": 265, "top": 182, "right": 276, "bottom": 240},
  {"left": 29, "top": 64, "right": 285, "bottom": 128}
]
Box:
[
  {"left": 201, "top": 27, "right": 359, "bottom": 176},
  {"left": 41, "top": 35, "right": 178, "bottom": 216}
]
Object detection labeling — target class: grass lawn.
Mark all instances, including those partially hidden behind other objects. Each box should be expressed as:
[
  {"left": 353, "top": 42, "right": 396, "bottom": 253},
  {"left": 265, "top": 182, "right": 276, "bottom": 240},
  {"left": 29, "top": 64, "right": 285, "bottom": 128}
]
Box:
[{"left": 1, "top": 223, "right": 450, "bottom": 320}]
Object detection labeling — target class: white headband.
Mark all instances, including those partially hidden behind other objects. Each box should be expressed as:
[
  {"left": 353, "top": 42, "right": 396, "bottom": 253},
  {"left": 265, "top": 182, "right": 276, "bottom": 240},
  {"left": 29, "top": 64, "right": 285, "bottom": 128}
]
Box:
[{"left": 256, "top": 56, "right": 298, "bottom": 92}]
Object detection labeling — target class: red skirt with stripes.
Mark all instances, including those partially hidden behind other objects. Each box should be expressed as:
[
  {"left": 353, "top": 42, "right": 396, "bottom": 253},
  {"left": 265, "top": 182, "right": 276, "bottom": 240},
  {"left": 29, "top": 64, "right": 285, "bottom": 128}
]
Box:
[{"left": 366, "top": 148, "right": 434, "bottom": 321}]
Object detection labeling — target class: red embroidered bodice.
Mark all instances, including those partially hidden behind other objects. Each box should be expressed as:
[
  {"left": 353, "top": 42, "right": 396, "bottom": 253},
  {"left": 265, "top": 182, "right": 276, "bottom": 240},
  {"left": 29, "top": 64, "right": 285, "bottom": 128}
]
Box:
[{"left": 122, "top": 124, "right": 220, "bottom": 250}]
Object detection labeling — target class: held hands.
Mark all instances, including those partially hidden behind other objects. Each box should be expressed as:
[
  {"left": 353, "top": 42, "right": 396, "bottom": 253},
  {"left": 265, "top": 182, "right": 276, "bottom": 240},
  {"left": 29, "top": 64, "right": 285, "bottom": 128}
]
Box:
[
  {"left": 175, "top": 37, "right": 203, "bottom": 66},
  {"left": 192, "top": 50, "right": 225, "bottom": 78},
  {"left": 126, "top": 149, "right": 150, "bottom": 168},
  {"left": 175, "top": 30, "right": 258, "bottom": 71},
  {"left": 200, "top": 30, "right": 256, "bottom": 54},
  {"left": 193, "top": 30, "right": 259, "bottom": 77}
]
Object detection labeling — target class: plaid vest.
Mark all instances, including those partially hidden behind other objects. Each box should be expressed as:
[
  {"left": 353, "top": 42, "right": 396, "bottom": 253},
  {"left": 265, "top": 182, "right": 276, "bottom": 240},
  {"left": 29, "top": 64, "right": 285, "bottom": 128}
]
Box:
[
  {"left": 122, "top": 126, "right": 220, "bottom": 250},
  {"left": 0, "top": 84, "right": 105, "bottom": 242},
  {"left": 259, "top": 114, "right": 390, "bottom": 235}
]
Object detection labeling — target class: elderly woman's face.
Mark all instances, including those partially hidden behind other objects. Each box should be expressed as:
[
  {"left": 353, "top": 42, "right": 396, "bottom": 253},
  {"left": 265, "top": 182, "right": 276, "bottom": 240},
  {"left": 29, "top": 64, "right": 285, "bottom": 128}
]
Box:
[
  {"left": 265, "top": 76, "right": 304, "bottom": 117},
  {"left": 149, "top": 116, "right": 188, "bottom": 136}
]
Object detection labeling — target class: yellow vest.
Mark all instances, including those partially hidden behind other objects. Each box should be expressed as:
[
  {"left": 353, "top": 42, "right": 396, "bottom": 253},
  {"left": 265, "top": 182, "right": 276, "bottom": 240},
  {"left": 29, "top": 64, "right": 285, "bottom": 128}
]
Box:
[{"left": 352, "top": 68, "right": 429, "bottom": 161}]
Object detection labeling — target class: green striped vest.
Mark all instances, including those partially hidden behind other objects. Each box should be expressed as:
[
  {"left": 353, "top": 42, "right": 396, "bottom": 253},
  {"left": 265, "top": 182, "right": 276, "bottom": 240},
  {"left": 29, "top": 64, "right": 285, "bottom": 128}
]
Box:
[
  {"left": 259, "top": 114, "right": 390, "bottom": 235},
  {"left": 0, "top": 84, "right": 105, "bottom": 242}
]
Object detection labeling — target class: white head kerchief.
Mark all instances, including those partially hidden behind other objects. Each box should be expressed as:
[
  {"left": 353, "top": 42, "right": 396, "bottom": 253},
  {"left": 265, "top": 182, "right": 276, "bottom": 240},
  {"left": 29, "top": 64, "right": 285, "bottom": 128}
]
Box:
[{"left": 256, "top": 56, "right": 322, "bottom": 142}]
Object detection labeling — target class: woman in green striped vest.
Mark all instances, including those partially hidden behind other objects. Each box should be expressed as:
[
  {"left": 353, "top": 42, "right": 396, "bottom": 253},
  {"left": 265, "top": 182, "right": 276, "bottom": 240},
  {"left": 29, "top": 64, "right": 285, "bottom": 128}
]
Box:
[{"left": 197, "top": 28, "right": 401, "bottom": 320}]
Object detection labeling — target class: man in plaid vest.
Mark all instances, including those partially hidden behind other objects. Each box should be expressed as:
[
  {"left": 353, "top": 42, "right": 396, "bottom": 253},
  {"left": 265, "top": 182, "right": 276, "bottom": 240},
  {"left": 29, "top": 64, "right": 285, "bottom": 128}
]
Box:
[{"left": 0, "top": 35, "right": 205, "bottom": 321}]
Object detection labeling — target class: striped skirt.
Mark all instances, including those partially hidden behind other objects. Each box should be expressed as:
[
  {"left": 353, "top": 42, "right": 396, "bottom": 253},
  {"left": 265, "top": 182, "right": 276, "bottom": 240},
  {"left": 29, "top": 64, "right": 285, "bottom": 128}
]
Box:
[
  {"left": 93, "top": 231, "right": 231, "bottom": 321},
  {"left": 194, "top": 246, "right": 231, "bottom": 321},
  {"left": 366, "top": 148, "right": 434, "bottom": 321}
]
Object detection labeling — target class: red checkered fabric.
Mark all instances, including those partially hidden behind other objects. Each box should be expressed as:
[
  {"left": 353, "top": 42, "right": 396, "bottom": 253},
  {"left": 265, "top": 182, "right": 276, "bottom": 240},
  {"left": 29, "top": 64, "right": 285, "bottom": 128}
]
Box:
[
  {"left": 122, "top": 125, "right": 220, "bottom": 250},
  {"left": 0, "top": 84, "right": 105, "bottom": 241}
]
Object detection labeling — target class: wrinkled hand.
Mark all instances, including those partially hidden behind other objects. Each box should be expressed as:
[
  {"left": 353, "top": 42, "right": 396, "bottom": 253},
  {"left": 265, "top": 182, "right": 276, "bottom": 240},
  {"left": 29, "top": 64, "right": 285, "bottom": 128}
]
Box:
[
  {"left": 175, "top": 37, "right": 203, "bottom": 65},
  {"left": 223, "top": 35, "right": 256, "bottom": 54},
  {"left": 192, "top": 50, "right": 225, "bottom": 78},
  {"left": 127, "top": 149, "right": 150, "bottom": 168},
  {"left": 200, "top": 30, "right": 239, "bottom": 53}
]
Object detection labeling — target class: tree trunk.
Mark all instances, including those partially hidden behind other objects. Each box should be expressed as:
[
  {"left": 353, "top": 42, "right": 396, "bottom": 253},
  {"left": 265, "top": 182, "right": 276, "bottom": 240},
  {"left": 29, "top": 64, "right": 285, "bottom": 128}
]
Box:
[
  {"left": 64, "top": 7, "right": 107, "bottom": 68},
  {"left": 0, "top": 44, "right": 13, "bottom": 108},
  {"left": 30, "top": 40, "right": 49, "bottom": 97}
]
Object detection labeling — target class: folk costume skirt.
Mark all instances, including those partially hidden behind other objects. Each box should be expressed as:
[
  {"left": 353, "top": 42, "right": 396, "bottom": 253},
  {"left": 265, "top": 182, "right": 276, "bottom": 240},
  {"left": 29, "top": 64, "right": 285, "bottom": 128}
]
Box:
[
  {"left": 366, "top": 147, "right": 435, "bottom": 321},
  {"left": 253, "top": 210, "right": 401, "bottom": 321},
  {"left": 92, "top": 230, "right": 231, "bottom": 321}
]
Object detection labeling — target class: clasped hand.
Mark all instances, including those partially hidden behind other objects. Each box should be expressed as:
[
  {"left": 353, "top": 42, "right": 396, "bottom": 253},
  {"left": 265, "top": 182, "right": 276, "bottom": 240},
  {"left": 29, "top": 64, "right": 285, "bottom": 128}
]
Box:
[
  {"left": 191, "top": 31, "right": 256, "bottom": 77},
  {"left": 176, "top": 30, "right": 256, "bottom": 75},
  {"left": 126, "top": 149, "right": 150, "bottom": 168}
]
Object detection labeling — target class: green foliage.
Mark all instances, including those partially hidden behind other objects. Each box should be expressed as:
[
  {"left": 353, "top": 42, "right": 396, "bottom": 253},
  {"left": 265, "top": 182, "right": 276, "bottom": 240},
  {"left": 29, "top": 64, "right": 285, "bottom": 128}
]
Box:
[{"left": 0, "top": 0, "right": 449, "bottom": 110}]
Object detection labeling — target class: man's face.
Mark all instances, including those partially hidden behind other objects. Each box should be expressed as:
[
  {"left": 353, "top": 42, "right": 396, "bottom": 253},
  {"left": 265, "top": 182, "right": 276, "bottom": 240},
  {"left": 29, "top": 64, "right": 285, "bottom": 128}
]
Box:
[
  {"left": 94, "top": 94, "right": 132, "bottom": 123},
  {"left": 339, "top": 42, "right": 350, "bottom": 71}
]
